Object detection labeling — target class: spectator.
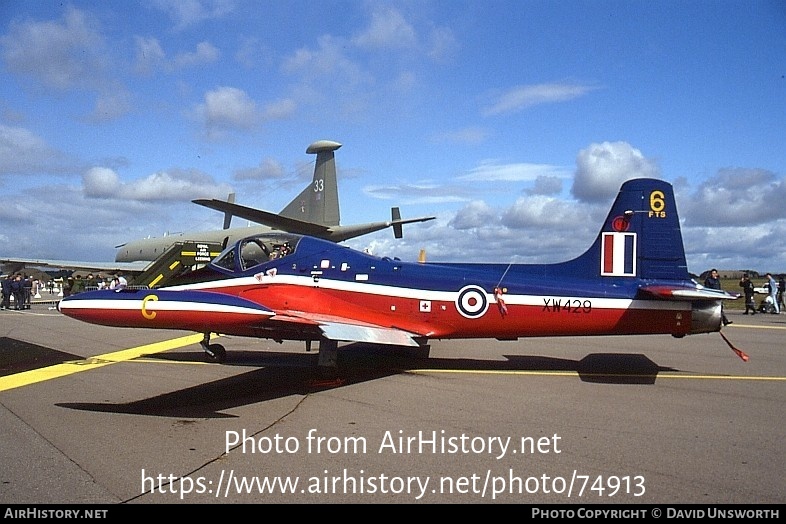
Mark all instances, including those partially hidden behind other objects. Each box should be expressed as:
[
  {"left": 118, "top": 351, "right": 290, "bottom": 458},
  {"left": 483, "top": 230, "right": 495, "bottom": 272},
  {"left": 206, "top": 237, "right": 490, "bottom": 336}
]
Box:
[
  {"left": 704, "top": 269, "right": 731, "bottom": 325},
  {"left": 10, "top": 274, "right": 24, "bottom": 310},
  {"left": 766, "top": 273, "right": 779, "bottom": 314},
  {"left": 1, "top": 274, "right": 12, "bottom": 310},
  {"left": 110, "top": 273, "right": 127, "bottom": 291},
  {"left": 739, "top": 273, "right": 756, "bottom": 315}
]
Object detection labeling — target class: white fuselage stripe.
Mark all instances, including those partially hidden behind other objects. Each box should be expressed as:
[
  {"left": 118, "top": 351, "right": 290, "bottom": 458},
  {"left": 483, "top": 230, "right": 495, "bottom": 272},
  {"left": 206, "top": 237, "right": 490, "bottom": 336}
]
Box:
[
  {"left": 59, "top": 299, "right": 274, "bottom": 315},
  {"left": 164, "top": 274, "right": 685, "bottom": 312}
]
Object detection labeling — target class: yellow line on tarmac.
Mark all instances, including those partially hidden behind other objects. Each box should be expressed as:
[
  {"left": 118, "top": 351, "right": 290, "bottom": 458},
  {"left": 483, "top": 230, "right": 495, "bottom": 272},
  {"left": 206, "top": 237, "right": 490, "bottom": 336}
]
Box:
[
  {"left": 0, "top": 333, "right": 206, "bottom": 393},
  {"left": 408, "top": 369, "right": 786, "bottom": 381},
  {"left": 726, "top": 322, "right": 786, "bottom": 330}
]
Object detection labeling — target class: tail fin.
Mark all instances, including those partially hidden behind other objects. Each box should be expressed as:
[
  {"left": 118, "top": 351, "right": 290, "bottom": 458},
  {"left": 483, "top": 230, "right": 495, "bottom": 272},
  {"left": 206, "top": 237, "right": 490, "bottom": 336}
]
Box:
[
  {"left": 392, "top": 207, "right": 403, "bottom": 238},
  {"left": 222, "top": 193, "right": 235, "bottom": 229},
  {"left": 279, "top": 140, "right": 341, "bottom": 227},
  {"left": 560, "top": 178, "right": 690, "bottom": 281}
]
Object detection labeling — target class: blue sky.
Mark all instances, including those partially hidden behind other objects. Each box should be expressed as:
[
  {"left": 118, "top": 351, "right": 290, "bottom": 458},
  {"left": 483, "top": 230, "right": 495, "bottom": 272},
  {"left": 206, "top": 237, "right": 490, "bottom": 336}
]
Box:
[{"left": 1, "top": 0, "right": 785, "bottom": 275}]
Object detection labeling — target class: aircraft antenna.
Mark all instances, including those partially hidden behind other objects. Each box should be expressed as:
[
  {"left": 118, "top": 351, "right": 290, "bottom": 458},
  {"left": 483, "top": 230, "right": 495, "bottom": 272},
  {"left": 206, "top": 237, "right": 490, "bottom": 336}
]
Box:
[{"left": 496, "top": 262, "right": 513, "bottom": 288}]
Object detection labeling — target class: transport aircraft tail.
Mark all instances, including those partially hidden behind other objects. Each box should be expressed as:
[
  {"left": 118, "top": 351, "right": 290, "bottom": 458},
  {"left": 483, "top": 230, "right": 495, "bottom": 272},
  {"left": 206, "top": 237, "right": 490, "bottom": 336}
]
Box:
[{"left": 278, "top": 140, "right": 342, "bottom": 226}]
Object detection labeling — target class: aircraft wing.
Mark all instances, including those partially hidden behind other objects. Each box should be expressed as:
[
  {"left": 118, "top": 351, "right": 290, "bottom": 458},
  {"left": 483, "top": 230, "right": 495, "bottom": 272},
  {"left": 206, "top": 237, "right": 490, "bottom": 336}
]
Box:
[
  {"left": 193, "top": 199, "right": 435, "bottom": 242},
  {"left": 0, "top": 257, "right": 149, "bottom": 275},
  {"left": 317, "top": 321, "right": 421, "bottom": 346},
  {"left": 268, "top": 310, "right": 423, "bottom": 347},
  {"left": 639, "top": 285, "right": 740, "bottom": 301}
]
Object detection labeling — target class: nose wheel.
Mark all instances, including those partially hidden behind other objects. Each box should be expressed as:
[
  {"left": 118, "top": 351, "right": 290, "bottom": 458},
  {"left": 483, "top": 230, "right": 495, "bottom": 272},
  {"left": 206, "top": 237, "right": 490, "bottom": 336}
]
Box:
[{"left": 201, "top": 333, "right": 226, "bottom": 363}]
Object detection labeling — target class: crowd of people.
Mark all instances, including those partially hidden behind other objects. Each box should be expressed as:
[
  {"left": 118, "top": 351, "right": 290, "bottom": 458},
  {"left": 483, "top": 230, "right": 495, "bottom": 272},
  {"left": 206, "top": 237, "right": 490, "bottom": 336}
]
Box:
[
  {"left": 60, "top": 273, "right": 126, "bottom": 297},
  {"left": 705, "top": 269, "right": 785, "bottom": 317},
  {"left": 0, "top": 273, "right": 35, "bottom": 310},
  {"left": 1, "top": 272, "right": 128, "bottom": 310}
]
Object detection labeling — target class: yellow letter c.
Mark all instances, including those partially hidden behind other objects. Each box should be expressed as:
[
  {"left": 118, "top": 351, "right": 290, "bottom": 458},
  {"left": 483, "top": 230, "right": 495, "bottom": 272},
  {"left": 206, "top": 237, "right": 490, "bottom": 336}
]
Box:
[{"left": 141, "top": 294, "right": 158, "bottom": 320}]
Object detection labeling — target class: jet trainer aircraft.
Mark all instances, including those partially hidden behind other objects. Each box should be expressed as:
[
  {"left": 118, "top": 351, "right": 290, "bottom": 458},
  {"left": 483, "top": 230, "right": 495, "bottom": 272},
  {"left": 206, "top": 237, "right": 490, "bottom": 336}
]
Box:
[
  {"left": 59, "top": 178, "right": 748, "bottom": 367},
  {"left": 1, "top": 140, "right": 434, "bottom": 280}
]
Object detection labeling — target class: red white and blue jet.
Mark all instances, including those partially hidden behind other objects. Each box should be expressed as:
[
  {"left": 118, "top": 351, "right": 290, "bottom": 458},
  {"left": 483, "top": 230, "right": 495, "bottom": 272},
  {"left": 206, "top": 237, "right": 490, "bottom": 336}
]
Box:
[{"left": 58, "top": 178, "right": 747, "bottom": 367}]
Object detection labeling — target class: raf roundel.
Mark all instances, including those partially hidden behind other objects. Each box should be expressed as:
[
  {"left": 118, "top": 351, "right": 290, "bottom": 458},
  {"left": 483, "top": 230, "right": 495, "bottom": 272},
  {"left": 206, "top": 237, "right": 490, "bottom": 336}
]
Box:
[
  {"left": 455, "top": 285, "right": 489, "bottom": 319},
  {"left": 611, "top": 215, "right": 630, "bottom": 232}
]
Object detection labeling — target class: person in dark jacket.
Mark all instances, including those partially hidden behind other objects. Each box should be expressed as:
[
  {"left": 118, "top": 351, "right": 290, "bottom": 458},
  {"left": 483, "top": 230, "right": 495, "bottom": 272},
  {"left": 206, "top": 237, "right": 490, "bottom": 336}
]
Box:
[
  {"left": 739, "top": 273, "right": 756, "bottom": 315},
  {"left": 704, "top": 269, "right": 731, "bottom": 325},
  {"left": 10, "top": 274, "right": 24, "bottom": 310},
  {"left": 1, "top": 275, "right": 12, "bottom": 310},
  {"left": 62, "top": 276, "right": 74, "bottom": 298},
  {"left": 22, "top": 274, "right": 32, "bottom": 309}
]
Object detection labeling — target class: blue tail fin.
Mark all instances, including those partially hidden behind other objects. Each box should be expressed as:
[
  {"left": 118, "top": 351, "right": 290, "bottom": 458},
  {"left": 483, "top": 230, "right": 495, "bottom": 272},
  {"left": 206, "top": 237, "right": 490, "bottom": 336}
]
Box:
[{"left": 561, "top": 178, "right": 690, "bottom": 281}]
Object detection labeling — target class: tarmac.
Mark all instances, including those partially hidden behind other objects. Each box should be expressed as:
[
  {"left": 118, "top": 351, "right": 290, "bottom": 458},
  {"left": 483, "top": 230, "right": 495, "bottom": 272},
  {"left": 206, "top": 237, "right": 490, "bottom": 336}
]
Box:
[{"left": 1, "top": 294, "right": 785, "bottom": 504}]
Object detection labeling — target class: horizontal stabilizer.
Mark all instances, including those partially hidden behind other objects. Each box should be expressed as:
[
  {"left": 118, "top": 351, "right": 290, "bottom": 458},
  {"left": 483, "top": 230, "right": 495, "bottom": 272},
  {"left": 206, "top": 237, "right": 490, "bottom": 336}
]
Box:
[
  {"left": 193, "top": 198, "right": 435, "bottom": 242},
  {"left": 193, "top": 199, "right": 331, "bottom": 236},
  {"left": 640, "top": 285, "right": 740, "bottom": 301}
]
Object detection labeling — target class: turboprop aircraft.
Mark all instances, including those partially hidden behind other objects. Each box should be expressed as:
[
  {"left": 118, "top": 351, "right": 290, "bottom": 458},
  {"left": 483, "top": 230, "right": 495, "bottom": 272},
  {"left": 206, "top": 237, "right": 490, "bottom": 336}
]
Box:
[
  {"left": 58, "top": 178, "right": 749, "bottom": 368},
  {"left": 1, "top": 140, "right": 434, "bottom": 280},
  {"left": 115, "top": 140, "right": 434, "bottom": 262}
]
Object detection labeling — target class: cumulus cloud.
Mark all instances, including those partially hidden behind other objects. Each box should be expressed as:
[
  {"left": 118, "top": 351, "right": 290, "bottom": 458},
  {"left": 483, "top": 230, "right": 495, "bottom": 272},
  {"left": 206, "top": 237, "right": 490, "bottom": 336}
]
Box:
[
  {"left": 0, "top": 6, "right": 107, "bottom": 91},
  {"left": 571, "top": 141, "right": 659, "bottom": 203},
  {"left": 233, "top": 157, "right": 287, "bottom": 181},
  {"left": 133, "top": 36, "right": 167, "bottom": 75},
  {"left": 528, "top": 176, "right": 563, "bottom": 196},
  {"left": 501, "top": 194, "right": 590, "bottom": 229},
  {"left": 82, "top": 166, "right": 232, "bottom": 201},
  {"left": 283, "top": 35, "right": 371, "bottom": 87},
  {"left": 202, "top": 86, "right": 257, "bottom": 127},
  {"left": 262, "top": 98, "right": 297, "bottom": 120},
  {"left": 450, "top": 200, "right": 498, "bottom": 229},
  {"left": 192, "top": 86, "right": 259, "bottom": 140},
  {"left": 135, "top": 38, "right": 220, "bottom": 75},
  {"left": 0, "top": 124, "right": 78, "bottom": 176},
  {"left": 680, "top": 168, "right": 786, "bottom": 227},
  {"left": 352, "top": 7, "right": 417, "bottom": 49},
  {"left": 150, "top": 0, "right": 235, "bottom": 31},
  {"left": 87, "top": 89, "right": 133, "bottom": 123},
  {"left": 83, "top": 167, "right": 122, "bottom": 197},
  {"left": 174, "top": 41, "right": 220, "bottom": 68},
  {"left": 190, "top": 87, "right": 295, "bottom": 140}
]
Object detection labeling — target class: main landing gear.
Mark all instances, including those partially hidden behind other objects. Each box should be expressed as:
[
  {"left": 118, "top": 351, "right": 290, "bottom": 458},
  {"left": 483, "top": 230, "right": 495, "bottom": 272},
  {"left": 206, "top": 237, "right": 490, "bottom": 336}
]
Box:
[
  {"left": 201, "top": 332, "right": 226, "bottom": 363},
  {"left": 317, "top": 339, "right": 339, "bottom": 368}
]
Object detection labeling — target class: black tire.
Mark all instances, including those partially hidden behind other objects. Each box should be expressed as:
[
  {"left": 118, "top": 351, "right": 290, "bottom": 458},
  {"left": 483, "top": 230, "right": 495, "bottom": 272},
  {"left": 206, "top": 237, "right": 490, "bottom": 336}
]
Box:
[{"left": 205, "top": 344, "right": 227, "bottom": 363}]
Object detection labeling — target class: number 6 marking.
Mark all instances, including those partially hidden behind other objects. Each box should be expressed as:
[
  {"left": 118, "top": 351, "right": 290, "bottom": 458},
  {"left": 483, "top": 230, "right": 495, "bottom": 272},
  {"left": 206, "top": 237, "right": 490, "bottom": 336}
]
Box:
[{"left": 650, "top": 190, "right": 665, "bottom": 213}]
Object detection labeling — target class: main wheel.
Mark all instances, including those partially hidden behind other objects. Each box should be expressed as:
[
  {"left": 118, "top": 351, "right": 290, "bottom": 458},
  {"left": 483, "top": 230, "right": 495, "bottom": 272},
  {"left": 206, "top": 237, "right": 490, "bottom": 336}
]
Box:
[{"left": 205, "top": 343, "right": 226, "bottom": 363}]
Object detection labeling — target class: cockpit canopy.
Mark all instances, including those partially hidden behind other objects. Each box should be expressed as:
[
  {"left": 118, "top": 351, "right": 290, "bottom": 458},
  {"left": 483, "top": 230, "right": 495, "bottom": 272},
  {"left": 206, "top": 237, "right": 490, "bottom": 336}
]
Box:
[{"left": 212, "top": 233, "right": 302, "bottom": 273}]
